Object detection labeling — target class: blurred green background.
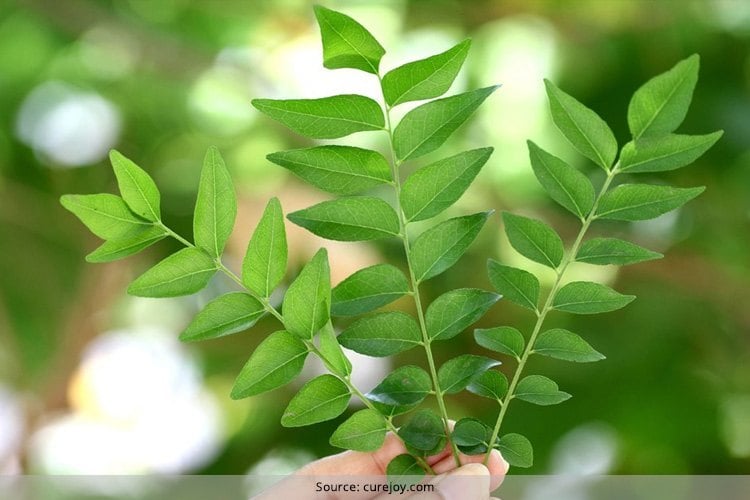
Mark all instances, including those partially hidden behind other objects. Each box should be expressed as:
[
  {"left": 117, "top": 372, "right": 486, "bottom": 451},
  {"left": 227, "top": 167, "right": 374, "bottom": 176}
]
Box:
[{"left": 0, "top": 0, "right": 748, "bottom": 478}]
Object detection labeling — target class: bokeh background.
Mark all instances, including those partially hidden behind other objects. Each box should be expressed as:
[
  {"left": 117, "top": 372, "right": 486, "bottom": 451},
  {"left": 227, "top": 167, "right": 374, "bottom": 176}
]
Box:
[{"left": 1, "top": 0, "right": 749, "bottom": 480}]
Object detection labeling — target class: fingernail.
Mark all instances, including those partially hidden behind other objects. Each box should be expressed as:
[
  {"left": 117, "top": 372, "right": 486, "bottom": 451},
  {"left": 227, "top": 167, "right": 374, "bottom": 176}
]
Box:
[
  {"left": 491, "top": 449, "right": 510, "bottom": 473},
  {"left": 438, "top": 463, "right": 490, "bottom": 500}
]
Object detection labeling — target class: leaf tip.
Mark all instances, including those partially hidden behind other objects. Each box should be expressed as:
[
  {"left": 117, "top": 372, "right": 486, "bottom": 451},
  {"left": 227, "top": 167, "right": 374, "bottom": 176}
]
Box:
[
  {"left": 84, "top": 252, "right": 103, "bottom": 264},
  {"left": 312, "top": 246, "right": 329, "bottom": 262},
  {"left": 229, "top": 385, "right": 245, "bottom": 401},
  {"left": 59, "top": 194, "right": 74, "bottom": 209},
  {"left": 268, "top": 196, "right": 282, "bottom": 207},
  {"left": 286, "top": 210, "right": 301, "bottom": 224},
  {"left": 312, "top": 4, "right": 328, "bottom": 16},
  {"left": 178, "top": 329, "right": 196, "bottom": 343},
  {"left": 108, "top": 149, "right": 123, "bottom": 162},
  {"left": 250, "top": 98, "right": 267, "bottom": 111}
]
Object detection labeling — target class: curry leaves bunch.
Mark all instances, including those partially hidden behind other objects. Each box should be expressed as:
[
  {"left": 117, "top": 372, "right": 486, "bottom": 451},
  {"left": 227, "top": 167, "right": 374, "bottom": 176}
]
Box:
[
  {"left": 60, "top": 5, "right": 721, "bottom": 480},
  {"left": 252, "top": 6, "right": 502, "bottom": 474},
  {"left": 469, "top": 54, "right": 722, "bottom": 467}
]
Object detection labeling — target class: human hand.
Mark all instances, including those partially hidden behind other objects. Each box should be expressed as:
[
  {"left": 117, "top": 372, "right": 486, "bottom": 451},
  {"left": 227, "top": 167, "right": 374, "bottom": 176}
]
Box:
[{"left": 255, "top": 431, "right": 509, "bottom": 499}]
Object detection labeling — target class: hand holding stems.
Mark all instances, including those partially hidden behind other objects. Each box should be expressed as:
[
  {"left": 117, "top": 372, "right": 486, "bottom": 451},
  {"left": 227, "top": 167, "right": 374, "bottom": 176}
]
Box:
[{"left": 255, "top": 430, "right": 509, "bottom": 500}]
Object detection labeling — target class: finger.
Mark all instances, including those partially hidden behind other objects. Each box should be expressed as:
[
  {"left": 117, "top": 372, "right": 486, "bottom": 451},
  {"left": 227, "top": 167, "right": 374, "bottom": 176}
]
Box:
[
  {"left": 410, "top": 463, "right": 491, "bottom": 500},
  {"left": 300, "top": 431, "right": 407, "bottom": 476},
  {"left": 431, "top": 449, "right": 508, "bottom": 491},
  {"left": 372, "top": 463, "right": 491, "bottom": 500},
  {"left": 422, "top": 420, "right": 455, "bottom": 466}
]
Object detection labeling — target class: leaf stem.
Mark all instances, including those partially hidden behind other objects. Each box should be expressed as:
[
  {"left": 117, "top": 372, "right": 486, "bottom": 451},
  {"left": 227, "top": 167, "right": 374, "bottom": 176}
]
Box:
[
  {"left": 161, "top": 222, "right": 435, "bottom": 474},
  {"left": 482, "top": 164, "right": 620, "bottom": 466},
  {"left": 377, "top": 76, "right": 462, "bottom": 467},
  {"left": 305, "top": 338, "right": 436, "bottom": 474},
  {"left": 158, "top": 222, "right": 195, "bottom": 249}
]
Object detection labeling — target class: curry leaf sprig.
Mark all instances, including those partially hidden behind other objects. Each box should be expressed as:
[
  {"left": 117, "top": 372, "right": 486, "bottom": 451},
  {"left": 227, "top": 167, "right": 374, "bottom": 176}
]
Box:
[
  {"left": 59, "top": 5, "right": 721, "bottom": 482},
  {"left": 254, "top": 5, "right": 501, "bottom": 473},
  {"left": 61, "top": 146, "right": 440, "bottom": 473},
  {"left": 466, "top": 54, "right": 722, "bottom": 468}
]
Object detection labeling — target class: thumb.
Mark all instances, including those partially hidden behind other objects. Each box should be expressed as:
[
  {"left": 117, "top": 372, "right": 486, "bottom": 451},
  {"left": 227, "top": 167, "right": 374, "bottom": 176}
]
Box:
[{"left": 410, "top": 463, "right": 491, "bottom": 500}]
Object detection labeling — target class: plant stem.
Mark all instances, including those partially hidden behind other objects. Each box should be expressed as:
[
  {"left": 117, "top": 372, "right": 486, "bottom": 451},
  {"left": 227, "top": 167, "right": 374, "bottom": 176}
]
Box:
[
  {"left": 483, "top": 165, "right": 620, "bottom": 465},
  {"left": 160, "top": 223, "right": 435, "bottom": 474},
  {"left": 376, "top": 77, "right": 462, "bottom": 467},
  {"left": 304, "top": 339, "right": 435, "bottom": 474}
]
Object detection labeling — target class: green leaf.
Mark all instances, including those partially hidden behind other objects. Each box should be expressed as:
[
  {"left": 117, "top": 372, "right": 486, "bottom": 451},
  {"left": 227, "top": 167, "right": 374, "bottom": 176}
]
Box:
[
  {"left": 474, "top": 327, "right": 525, "bottom": 360},
  {"left": 393, "top": 86, "right": 499, "bottom": 161},
  {"left": 426, "top": 288, "right": 500, "bottom": 341},
  {"left": 411, "top": 211, "right": 492, "bottom": 282},
  {"left": 453, "top": 418, "right": 492, "bottom": 453},
  {"left": 85, "top": 226, "right": 166, "bottom": 263},
  {"left": 60, "top": 194, "right": 152, "bottom": 240},
  {"left": 438, "top": 355, "right": 501, "bottom": 394},
  {"left": 231, "top": 330, "right": 308, "bottom": 399},
  {"left": 371, "top": 401, "right": 420, "bottom": 418},
  {"left": 282, "top": 249, "right": 330, "bottom": 339},
  {"left": 109, "top": 150, "right": 161, "bottom": 221},
  {"left": 382, "top": 39, "right": 471, "bottom": 106},
  {"left": 496, "top": 433, "right": 533, "bottom": 468},
  {"left": 553, "top": 281, "right": 635, "bottom": 315},
  {"left": 401, "top": 148, "right": 493, "bottom": 222},
  {"left": 620, "top": 132, "right": 723, "bottom": 173},
  {"left": 544, "top": 80, "right": 617, "bottom": 170},
  {"left": 515, "top": 375, "right": 571, "bottom": 406},
  {"left": 331, "top": 264, "right": 410, "bottom": 316},
  {"left": 127, "top": 248, "right": 217, "bottom": 297},
  {"left": 281, "top": 374, "right": 350, "bottom": 427},
  {"left": 486, "top": 260, "right": 540, "bottom": 312},
  {"left": 366, "top": 365, "right": 432, "bottom": 407},
  {"left": 330, "top": 409, "right": 386, "bottom": 452},
  {"left": 180, "top": 292, "right": 265, "bottom": 342},
  {"left": 398, "top": 409, "right": 446, "bottom": 452},
  {"left": 193, "top": 147, "right": 236, "bottom": 257},
  {"left": 527, "top": 140, "right": 595, "bottom": 219},
  {"left": 318, "top": 322, "right": 352, "bottom": 377},
  {"left": 467, "top": 370, "right": 508, "bottom": 401},
  {"left": 596, "top": 184, "right": 704, "bottom": 221},
  {"left": 576, "top": 237, "right": 662, "bottom": 266},
  {"left": 242, "top": 197, "right": 287, "bottom": 297},
  {"left": 503, "top": 212, "right": 564, "bottom": 269},
  {"left": 313, "top": 5, "right": 385, "bottom": 74},
  {"left": 387, "top": 454, "right": 425, "bottom": 479},
  {"left": 252, "top": 95, "right": 384, "bottom": 139},
  {"left": 288, "top": 197, "right": 400, "bottom": 241},
  {"left": 628, "top": 54, "right": 699, "bottom": 140},
  {"left": 534, "top": 328, "right": 605, "bottom": 363},
  {"left": 266, "top": 146, "right": 391, "bottom": 195},
  {"left": 338, "top": 312, "right": 421, "bottom": 357}
]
